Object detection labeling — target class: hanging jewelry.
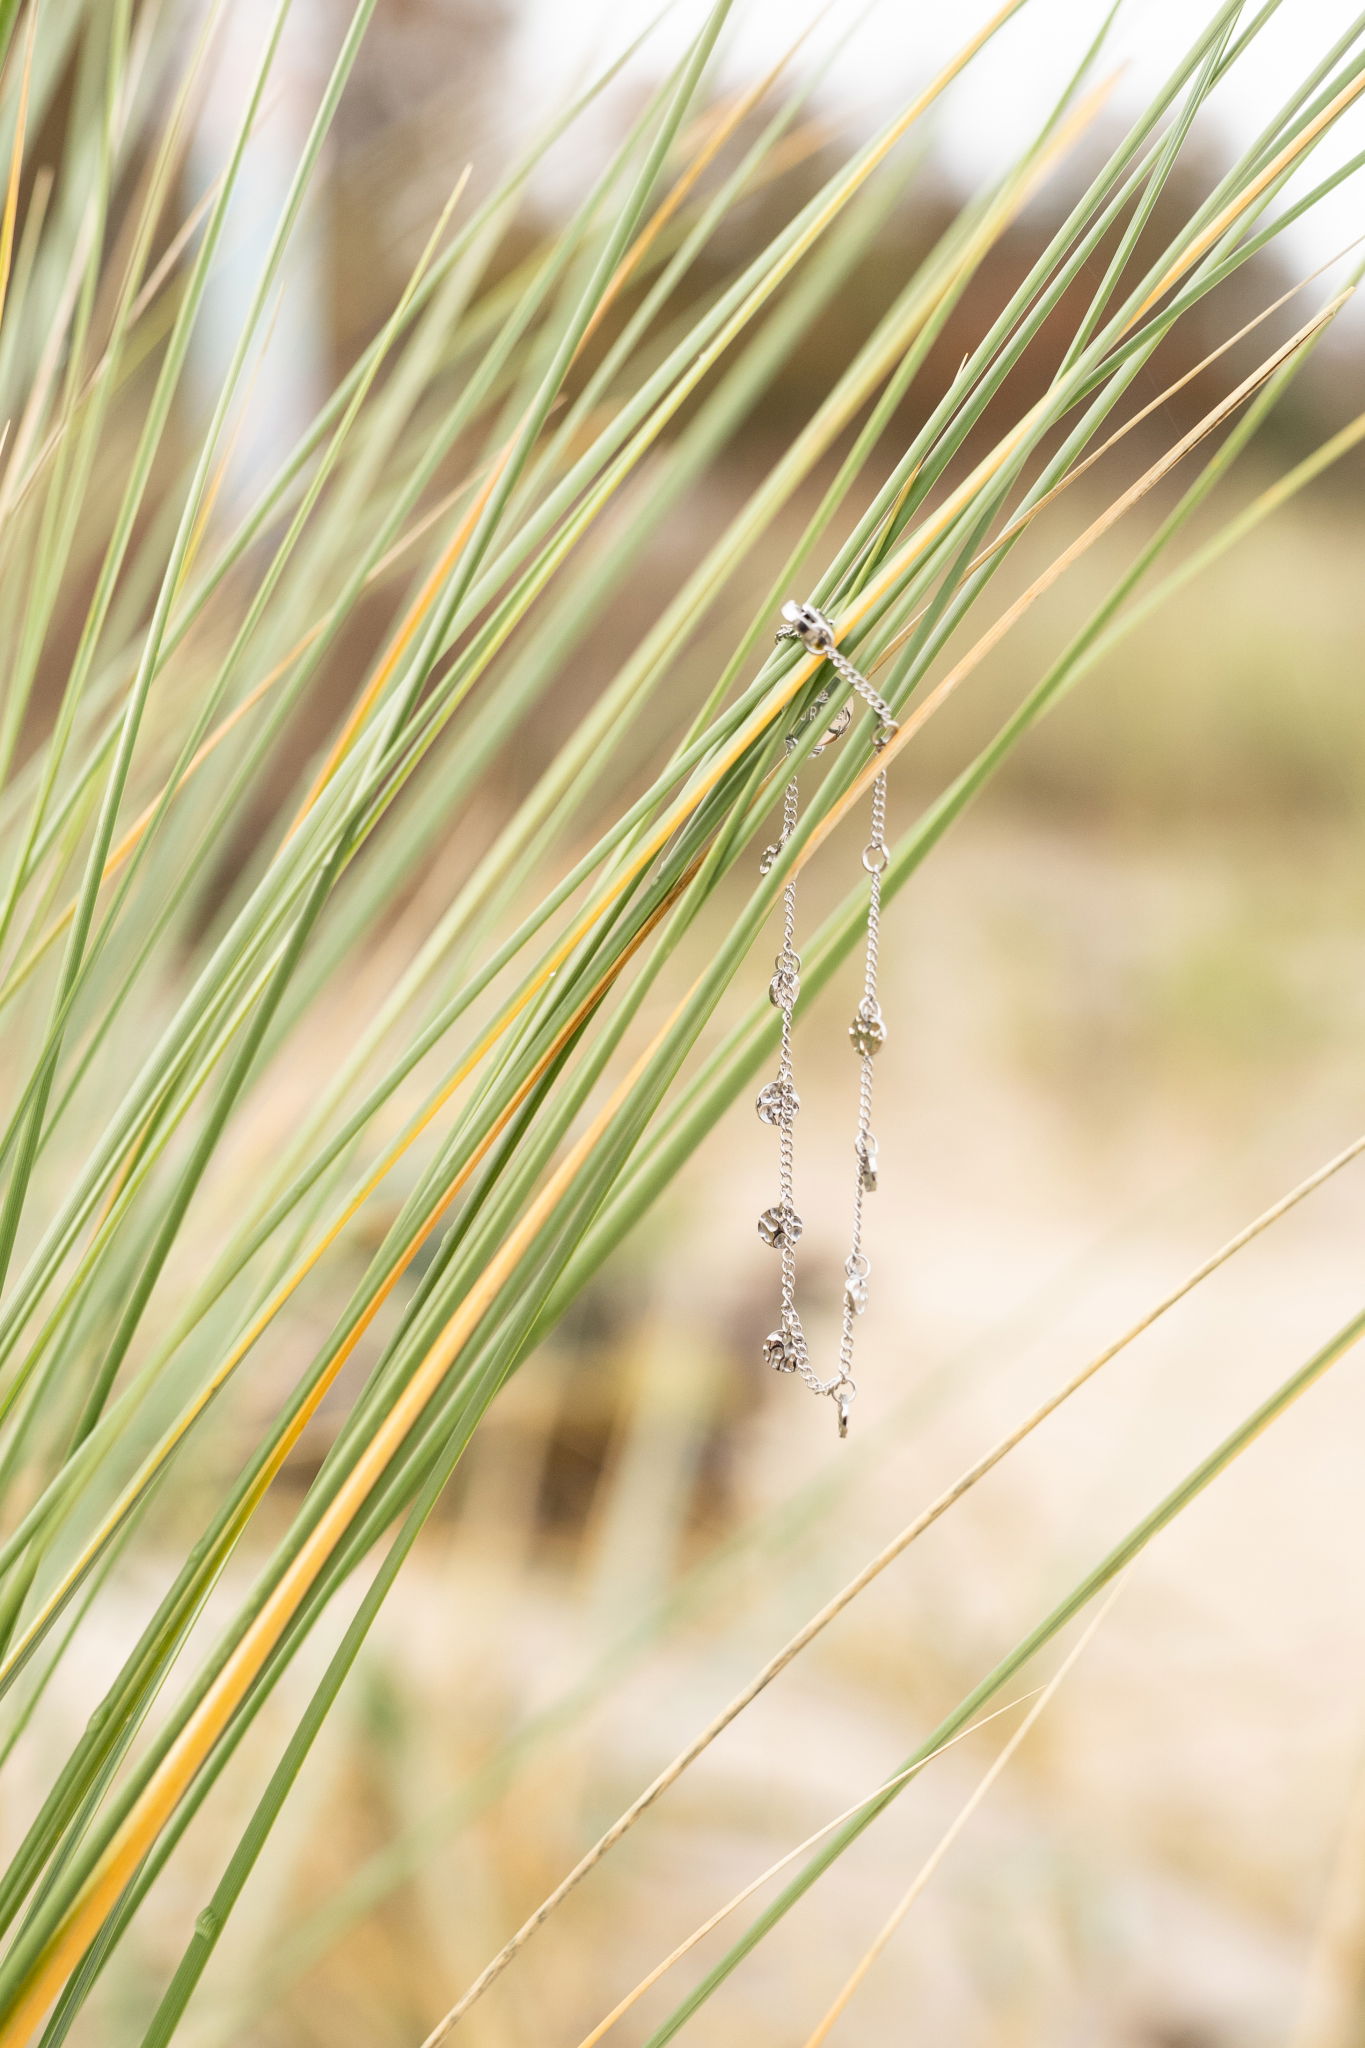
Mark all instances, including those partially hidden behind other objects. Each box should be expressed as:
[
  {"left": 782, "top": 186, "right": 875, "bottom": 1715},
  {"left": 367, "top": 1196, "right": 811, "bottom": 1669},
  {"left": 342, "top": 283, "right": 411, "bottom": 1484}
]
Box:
[{"left": 756, "top": 600, "right": 896, "bottom": 1439}]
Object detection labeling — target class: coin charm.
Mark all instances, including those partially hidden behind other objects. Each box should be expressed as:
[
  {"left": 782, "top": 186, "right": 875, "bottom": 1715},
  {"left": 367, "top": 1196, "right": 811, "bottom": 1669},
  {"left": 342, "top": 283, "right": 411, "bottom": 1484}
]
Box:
[
  {"left": 769, "top": 954, "right": 801, "bottom": 1009},
  {"left": 757, "top": 1202, "right": 802, "bottom": 1250},
  {"left": 849, "top": 996, "right": 886, "bottom": 1057},
  {"left": 763, "top": 1328, "right": 798, "bottom": 1373},
  {"left": 756, "top": 1078, "right": 799, "bottom": 1126}
]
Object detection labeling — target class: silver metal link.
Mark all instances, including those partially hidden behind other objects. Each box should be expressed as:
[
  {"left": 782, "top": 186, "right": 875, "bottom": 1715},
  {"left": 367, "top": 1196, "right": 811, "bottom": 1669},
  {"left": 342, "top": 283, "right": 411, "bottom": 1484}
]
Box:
[{"left": 758, "top": 598, "right": 895, "bottom": 1435}]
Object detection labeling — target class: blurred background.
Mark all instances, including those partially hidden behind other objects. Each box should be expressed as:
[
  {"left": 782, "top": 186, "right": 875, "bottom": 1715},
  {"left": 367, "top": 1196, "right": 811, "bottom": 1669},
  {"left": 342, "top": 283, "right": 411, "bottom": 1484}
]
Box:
[{"left": 21, "top": 2, "right": 1365, "bottom": 2043}]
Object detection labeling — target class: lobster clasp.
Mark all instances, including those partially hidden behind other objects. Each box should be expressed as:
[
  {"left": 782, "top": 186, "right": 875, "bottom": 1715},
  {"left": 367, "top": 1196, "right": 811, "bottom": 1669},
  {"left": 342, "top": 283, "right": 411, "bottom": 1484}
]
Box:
[{"left": 777, "top": 599, "right": 835, "bottom": 653}]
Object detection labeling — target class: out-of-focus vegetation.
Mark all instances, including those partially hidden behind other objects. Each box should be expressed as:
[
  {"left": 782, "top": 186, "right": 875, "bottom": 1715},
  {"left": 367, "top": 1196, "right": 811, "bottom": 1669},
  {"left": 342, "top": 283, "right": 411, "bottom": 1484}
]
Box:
[{"left": 0, "top": 4, "right": 1363, "bottom": 2045}]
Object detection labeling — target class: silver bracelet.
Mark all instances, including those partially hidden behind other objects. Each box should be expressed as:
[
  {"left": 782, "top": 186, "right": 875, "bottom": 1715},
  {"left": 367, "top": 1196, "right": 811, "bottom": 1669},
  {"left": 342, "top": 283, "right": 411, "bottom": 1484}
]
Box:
[{"left": 756, "top": 600, "right": 896, "bottom": 1440}]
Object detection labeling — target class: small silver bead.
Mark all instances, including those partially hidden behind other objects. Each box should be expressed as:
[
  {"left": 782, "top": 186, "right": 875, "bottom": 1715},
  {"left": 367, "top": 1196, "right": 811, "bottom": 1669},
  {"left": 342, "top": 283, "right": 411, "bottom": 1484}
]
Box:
[{"left": 855, "top": 1132, "right": 878, "bottom": 1193}]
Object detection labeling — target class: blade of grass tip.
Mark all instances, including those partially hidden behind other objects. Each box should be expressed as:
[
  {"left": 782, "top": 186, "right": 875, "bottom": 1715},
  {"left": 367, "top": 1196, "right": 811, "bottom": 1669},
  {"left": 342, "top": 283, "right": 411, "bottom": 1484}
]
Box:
[
  {"left": 560, "top": 1689, "right": 1051, "bottom": 2048},
  {"left": 1059, "top": 10, "right": 1235, "bottom": 374},
  {"left": 1043, "top": 10, "right": 1358, "bottom": 377},
  {"left": 301, "top": 0, "right": 742, "bottom": 808},
  {"left": 794, "top": 294, "right": 1350, "bottom": 874},
  {"left": 299, "top": 0, "right": 1036, "bottom": 815},
  {"left": 837, "top": 0, "right": 1234, "bottom": 596},
  {"left": 289, "top": 8, "right": 735, "bottom": 822},
  {"left": 663, "top": 83, "right": 1113, "bottom": 753},
  {"left": 871, "top": 245, "right": 1364, "bottom": 674},
  {"left": 581, "top": 19, "right": 818, "bottom": 346},
  {"left": 428, "top": 1121, "right": 1365, "bottom": 2033},
  {"left": 876, "top": 26, "right": 1356, "bottom": 614},
  {"left": 0, "top": 0, "right": 651, "bottom": 745},
  {"left": 661, "top": 292, "right": 1312, "bottom": 954},
  {"left": 0, "top": 0, "right": 36, "bottom": 332},
  {"left": 0, "top": 0, "right": 303, "bottom": 1288},
  {"left": 1128, "top": 52, "right": 1365, "bottom": 327},
  {"left": 862, "top": 275, "right": 1365, "bottom": 865},
  {"left": 637, "top": 1311, "right": 1365, "bottom": 2048},
  {"left": 0, "top": 0, "right": 405, "bottom": 1291},
  {"left": 797, "top": 1583, "right": 1126, "bottom": 2048}
]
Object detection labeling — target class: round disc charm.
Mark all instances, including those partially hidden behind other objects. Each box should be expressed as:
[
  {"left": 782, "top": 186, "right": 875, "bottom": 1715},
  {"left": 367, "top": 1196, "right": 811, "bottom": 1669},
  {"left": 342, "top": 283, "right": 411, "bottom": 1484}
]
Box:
[
  {"left": 849, "top": 996, "right": 886, "bottom": 1056},
  {"left": 769, "top": 962, "right": 801, "bottom": 1010},
  {"left": 757, "top": 1202, "right": 803, "bottom": 1249},
  {"left": 855, "top": 1132, "right": 878, "bottom": 1193},
  {"left": 756, "top": 1078, "right": 800, "bottom": 1127},
  {"left": 763, "top": 1328, "right": 798, "bottom": 1372}
]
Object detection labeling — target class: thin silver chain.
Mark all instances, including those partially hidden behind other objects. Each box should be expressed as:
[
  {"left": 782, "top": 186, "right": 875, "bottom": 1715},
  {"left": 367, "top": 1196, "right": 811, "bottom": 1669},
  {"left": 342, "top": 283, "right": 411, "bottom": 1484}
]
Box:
[{"left": 756, "top": 601, "right": 895, "bottom": 1439}]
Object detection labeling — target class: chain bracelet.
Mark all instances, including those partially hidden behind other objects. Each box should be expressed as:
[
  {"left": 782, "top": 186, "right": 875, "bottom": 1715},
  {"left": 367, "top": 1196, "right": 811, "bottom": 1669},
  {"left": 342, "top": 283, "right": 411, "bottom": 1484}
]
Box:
[{"left": 756, "top": 600, "right": 895, "bottom": 1438}]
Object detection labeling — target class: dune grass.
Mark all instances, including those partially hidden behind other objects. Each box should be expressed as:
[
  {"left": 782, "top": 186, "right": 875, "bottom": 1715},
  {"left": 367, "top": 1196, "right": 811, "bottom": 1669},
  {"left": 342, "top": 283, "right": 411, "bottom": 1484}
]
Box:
[{"left": 0, "top": 0, "right": 1360, "bottom": 2038}]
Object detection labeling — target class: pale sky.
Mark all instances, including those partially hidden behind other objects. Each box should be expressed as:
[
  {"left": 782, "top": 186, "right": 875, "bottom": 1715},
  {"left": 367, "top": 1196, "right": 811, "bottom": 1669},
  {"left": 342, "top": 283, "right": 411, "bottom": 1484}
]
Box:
[{"left": 504, "top": 1, "right": 1365, "bottom": 285}]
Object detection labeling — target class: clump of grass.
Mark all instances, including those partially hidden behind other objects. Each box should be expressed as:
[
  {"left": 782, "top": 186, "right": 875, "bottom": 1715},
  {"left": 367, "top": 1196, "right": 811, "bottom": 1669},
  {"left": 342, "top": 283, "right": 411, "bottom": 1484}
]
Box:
[{"left": 0, "top": 1, "right": 1360, "bottom": 2039}]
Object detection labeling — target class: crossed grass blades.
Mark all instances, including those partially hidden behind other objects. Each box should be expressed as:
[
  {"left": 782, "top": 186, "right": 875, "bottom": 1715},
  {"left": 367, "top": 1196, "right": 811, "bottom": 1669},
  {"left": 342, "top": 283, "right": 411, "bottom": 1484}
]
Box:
[{"left": 0, "top": 0, "right": 1359, "bottom": 2038}]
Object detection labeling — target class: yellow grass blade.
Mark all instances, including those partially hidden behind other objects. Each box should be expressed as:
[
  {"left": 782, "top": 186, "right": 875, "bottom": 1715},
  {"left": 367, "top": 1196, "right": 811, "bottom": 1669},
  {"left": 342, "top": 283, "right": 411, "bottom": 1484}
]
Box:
[{"left": 0, "top": 0, "right": 37, "bottom": 336}]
